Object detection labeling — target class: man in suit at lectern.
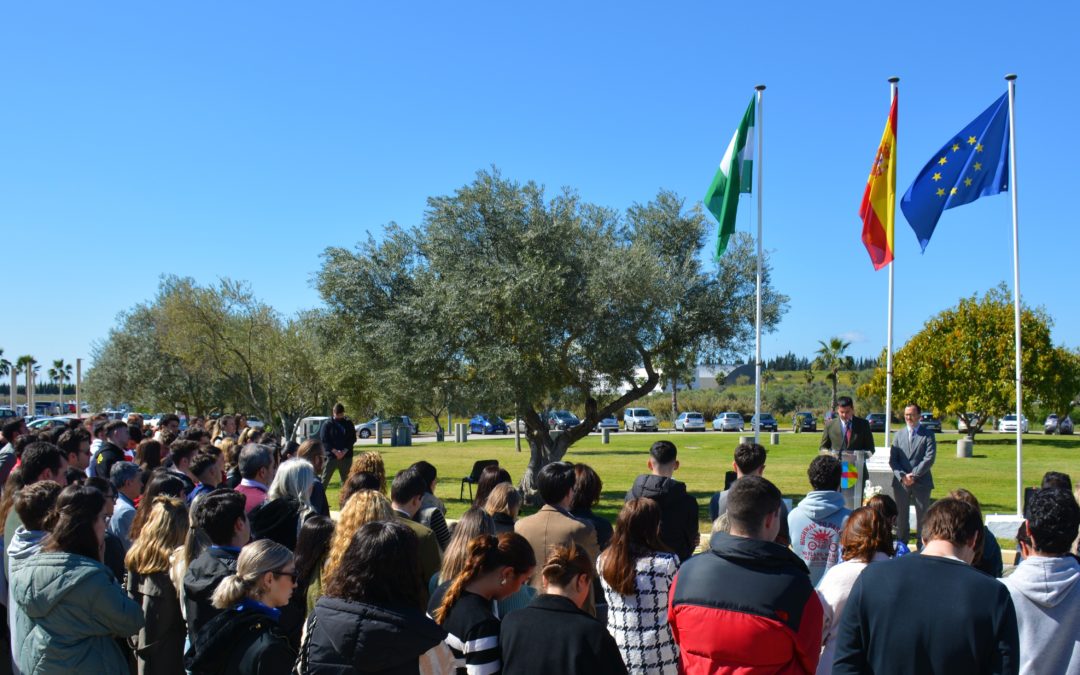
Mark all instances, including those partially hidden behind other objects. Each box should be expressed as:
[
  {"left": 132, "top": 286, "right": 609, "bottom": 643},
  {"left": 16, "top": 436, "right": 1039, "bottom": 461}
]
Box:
[
  {"left": 889, "top": 403, "right": 937, "bottom": 548},
  {"left": 819, "top": 396, "right": 876, "bottom": 457}
]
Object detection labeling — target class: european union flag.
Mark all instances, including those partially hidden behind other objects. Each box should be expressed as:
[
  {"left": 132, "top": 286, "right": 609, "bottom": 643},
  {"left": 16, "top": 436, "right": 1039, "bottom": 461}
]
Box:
[{"left": 900, "top": 93, "right": 1010, "bottom": 251}]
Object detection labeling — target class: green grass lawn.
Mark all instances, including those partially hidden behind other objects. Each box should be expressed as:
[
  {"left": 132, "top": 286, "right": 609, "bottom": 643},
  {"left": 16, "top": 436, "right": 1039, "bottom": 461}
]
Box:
[{"left": 325, "top": 431, "right": 1078, "bottom": 541}]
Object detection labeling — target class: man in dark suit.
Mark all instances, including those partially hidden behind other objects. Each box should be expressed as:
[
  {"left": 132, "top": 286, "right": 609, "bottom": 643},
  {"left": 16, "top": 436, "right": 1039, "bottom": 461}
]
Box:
[
  {"left": 819, "top": 396, "right": 875, "bottom": 456},
  {"left": 889, "top": 402, "right": 937, "bottom": 548}
]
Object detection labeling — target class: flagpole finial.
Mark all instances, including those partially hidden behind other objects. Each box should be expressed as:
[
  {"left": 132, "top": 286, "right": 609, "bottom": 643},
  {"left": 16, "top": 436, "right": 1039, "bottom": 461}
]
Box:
[
  {"left": 755, "top": 84, "right": 766, "bottom": 91},
  {"left": 1005, "top": 73, "right": 1017, "bottom": 81},
  {"left": 888, "top": 76, "right": 900, "bottom": 83}
]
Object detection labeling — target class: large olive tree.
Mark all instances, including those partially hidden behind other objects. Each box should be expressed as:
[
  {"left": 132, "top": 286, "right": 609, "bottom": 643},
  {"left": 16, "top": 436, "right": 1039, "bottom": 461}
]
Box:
[{"left": 317, "top": 170, "right": 786, "bottom": 496}]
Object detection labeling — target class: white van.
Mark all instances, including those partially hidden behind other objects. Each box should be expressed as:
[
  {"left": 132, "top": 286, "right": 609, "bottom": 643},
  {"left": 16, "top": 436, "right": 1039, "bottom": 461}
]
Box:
[
  {"left": 623, "top": 407, "right": 658, "bottom": 432},
  {"left": 292, "top": 416, "right": 329, "bottom": 443}
]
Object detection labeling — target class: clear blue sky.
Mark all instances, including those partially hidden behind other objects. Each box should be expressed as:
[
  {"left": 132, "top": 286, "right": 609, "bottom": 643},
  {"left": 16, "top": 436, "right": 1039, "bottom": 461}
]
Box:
[{"left": 3, "top": 2, "right": 1077, "bottom": 372}]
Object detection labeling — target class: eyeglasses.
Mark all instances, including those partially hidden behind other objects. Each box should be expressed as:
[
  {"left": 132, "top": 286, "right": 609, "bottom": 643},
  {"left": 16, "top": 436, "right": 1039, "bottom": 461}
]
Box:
[{"left": 273, "top": 569, "right": 299, "bottom": 582}]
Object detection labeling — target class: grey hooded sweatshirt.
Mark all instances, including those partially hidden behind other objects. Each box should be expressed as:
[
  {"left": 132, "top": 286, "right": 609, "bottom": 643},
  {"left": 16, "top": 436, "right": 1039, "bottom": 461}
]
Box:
[{"left": 1001, "top": 555, "right": 1080, "bottom": 675}]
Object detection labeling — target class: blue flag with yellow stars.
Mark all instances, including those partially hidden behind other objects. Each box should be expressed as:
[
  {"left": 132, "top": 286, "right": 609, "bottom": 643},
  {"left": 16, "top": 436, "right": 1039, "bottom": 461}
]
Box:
[{"left": 900, "top": 93, "right": 1010, "bottom": 251}]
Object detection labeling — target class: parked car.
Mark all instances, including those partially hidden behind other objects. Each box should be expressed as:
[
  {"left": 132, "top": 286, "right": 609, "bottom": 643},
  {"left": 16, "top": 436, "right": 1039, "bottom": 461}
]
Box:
[
  {"left": 997, "top": 414, "right": 1029, "bottom": 433},
  {"left": 593, "top": 415, "right": 620, "bottom": 433},
  {"left": 1043, "top": 414, "right": 1074, "bottom": 435},
  {"left": 469, "top": 414, "right": 509, "bottom": 435},
  {"left": 792, "top": 412, "right": 817, "bottom": 432},
  {"left": 0, "top": 407, "right": 18, "bottom": 421},
  {"left": 713, "top": 412, "right": 745, "bottom": 432},
  {"left": 356, "top": 415, "right": 419, "bottom": 439},
  {"left": 623, "top": 408, "right": 658, "bottom": 432},
  {"left": 674, "top": 412, "right": 707, "bottom": 432},
  {"left": 246, "top": 416, "right": 266, "bottom": 430},
  {"left": 920, "top": 412, "right": 942, "bottom": 433},
  {"left": 292, "top": 416, "right": 328, "bottom": 443},
  {"left": 546, "top": 410, "right": 582, "bottom": 431},
  {"left": 750, "top": 413, "right": 778, "bottom": 432},
  {"left": 27, "top": 417, "right": 69, "bottom": 432},
  {"left": 867, "top": 413, "right": 887, "bottom": 433}
]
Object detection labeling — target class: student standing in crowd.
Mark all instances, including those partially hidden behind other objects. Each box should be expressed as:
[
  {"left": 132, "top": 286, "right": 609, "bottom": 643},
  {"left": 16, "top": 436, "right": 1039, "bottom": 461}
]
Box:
[
  {"left": 185, "top": 539, "right": 296, "bottom": 675},
  {"left": 6, "top": 481, "right": 62, "bottom": 661},
  {"left": 389, "top": 468, "right": 443, "bottom": 601},
  {"left": 236, "top": 444, "right": 276, "bottom": 514},
  {"left": 109, "top": 461, "right": 143, "bottom": 550},
  {"left": 410, "top": 460, "right": 451, "bottom": 550},
  {"left": 289, "top": 515, "right": 334, "bottom": 623},
  {"left": 625, "top": 441, "right": 698, "bottom": 562},
  {"left": 296, "top": 440, "right": 331, "bottom": 517},
  {"left": 128, "top": 472, "right": 186, "bottom": 542},
  {"left": 125, "top": 496, "right": 189, "bottom": 675},
  {"left": 485, "top": 483, "right": 522, "bottom": 535},
  {"left": 4, "top": 443, "right": 67, "bottom": 583},
  {"left": 833, "top": 498, "right": 1019, "bottom": 675},
  {"left": 301, "top": 521, "right": 450, "bottom": 674},
  {"left": 473, "top": 466, "right": 512, "bottom": 509},
  {"left": 11, "top": 485, "right": 144, "bottom": 673},
  {"left": 571, "top": 464, "right": 614, "bottom": 551},
  {"left": 57, "top": 428, "right": 91, "bottom": 484},
  {"left": 501, "top": 544, "right": 626, "bottom": 675},
  {"left": 320, "top": 489, "right": 394, "bottom": 608},
  {"left": 1001, "top": 487, "right": 1080, "bottom": 675},
  {"left": 865, "top": 494, "right": 911, "bottom": 557},
  {"left": 788, "top": 455, "right": 851, "bottom": 585},
  {"left": 430, "top": 533, "right": 536, "bottom": 675},
  {"left": 597, "top": 498, "right": 679, "bottom": 675},
  {"left": 709, "top": 442, "right": 767, "bottom": 523},
  {"left": 669, "top": 476, "right": 823, "bottom": 674},
  {"left": 182, "top": 490, "right": 250, "bottom": 644},
  {"left": 164, "top": 441, "right": 200, "bottom": 496},
  {"left": 90, "top": 420, "right": 129, "bottom": 480},
  {"left": 186, "top": 449, "right": 225, "bottom": 507},
  {"left": 815, "top": 507, "right": 892, "bottom": 675},
  {"left": 950, "top": 488, "right": 1004, "bottom": 577},
  {"left": 249, "top": 458, "right": 315, "bottom": 551}
]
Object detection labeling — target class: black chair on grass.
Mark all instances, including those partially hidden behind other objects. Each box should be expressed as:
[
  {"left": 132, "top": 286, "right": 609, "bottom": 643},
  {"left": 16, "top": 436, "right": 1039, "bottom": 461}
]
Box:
[{"left": 461, "top": 459, "right": 499, "bottom": 500}]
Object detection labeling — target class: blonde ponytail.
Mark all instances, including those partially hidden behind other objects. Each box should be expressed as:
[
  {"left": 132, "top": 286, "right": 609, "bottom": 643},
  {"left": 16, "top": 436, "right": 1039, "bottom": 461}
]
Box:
[
  {"left": 432, "top": 532, "right": 534, "bottom": 624},
  {"left": 211, "top": 539, "right": 293, "bottom": 609}
]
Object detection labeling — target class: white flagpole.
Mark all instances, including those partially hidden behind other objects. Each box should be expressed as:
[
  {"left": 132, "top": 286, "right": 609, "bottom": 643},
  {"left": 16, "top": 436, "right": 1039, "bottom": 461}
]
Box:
[
  {"left": 753, "top": 84, "right": 765, "bottom": 444},
  {"left": 884, "top": 77, "right": 899, "bottom": 448},
  {"left": 1006, "top": 74, "right": 1023, "bottom": 516}
]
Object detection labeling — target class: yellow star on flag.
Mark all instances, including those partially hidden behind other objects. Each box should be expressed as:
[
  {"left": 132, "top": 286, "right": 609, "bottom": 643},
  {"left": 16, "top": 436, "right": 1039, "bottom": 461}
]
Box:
[
  {"left": 937, "top": 188, "right": 946, "bottom": 196},
  {"left": 950, "top": 187, "right": 958, "bottom": 195},
  {"left": 952, "top": 143, "right": 960, "bottom": 151},
  {"left": 974, "top": 162, "right": 982, "bottom": 171},
  {"left": 976, "top": 144, "right": 984, "bottom": 152},
  {"left": 968, "top": 136, "right": 977, "bottom": 144},
  {"left": 938, "top": 156, "right": 948, "bottom": 165},
  {"left": 932, "top": 172, "right": 942, "bottom": 181},
  {"left": 964, "top": 177, "right": 973, "bottom": 186}
]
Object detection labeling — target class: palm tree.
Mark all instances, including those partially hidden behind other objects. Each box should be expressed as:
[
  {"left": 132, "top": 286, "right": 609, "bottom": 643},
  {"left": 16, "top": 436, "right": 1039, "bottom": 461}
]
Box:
[
  {"left": 814, "top": 337, "right": 853, "bottom": 412},
  {"left": 49, "top": 359, "right": 73, "bottom": 409},
  {"left": 0, "top": 350, "right": 11, "bottom": 407},
  {"left": 15, "top": 355, "right": 37, "bottom": 409}
]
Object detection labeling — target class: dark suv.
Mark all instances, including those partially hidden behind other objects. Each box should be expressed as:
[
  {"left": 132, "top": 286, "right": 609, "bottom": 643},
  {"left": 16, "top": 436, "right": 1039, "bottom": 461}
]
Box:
[{"left": 867, "top": 413, "right": 887, "bottom": 432}]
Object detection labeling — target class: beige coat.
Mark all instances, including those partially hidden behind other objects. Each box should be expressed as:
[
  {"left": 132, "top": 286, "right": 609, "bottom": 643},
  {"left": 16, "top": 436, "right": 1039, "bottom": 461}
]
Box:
[{"left": 514, "top": 504, "right": 599, "bottom": 589}]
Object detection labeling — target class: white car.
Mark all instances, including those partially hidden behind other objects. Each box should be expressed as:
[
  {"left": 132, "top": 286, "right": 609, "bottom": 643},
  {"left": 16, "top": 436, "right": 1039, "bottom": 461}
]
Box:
[
  {"left": 674, "top": 412, "right": 707, "bottom": 431},
  {"left": 997, "top": 414, "right": 1029, "bottom": 433},
  {"left": 623, "top": 408, "right": 659, "bottom": 432},
  {"left": 712, "top": 412, "right": 745, "bottom": 432}
]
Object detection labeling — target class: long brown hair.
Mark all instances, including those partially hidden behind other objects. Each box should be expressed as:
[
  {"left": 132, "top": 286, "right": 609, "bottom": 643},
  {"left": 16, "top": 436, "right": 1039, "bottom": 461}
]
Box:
[
  {"left": 125, "top": 496, "right": 189, "bottom": 575},
  {"left": 840, "top": 506, "right": 892, "bottom": 562},
  {"left": 348, "top": 452, "right": 387, "bottom": 494},
  {"left": 432, "top": 532, "right": 535, "bottom": 624},
  {"left": 541, "top": 543, "right": 593, "bottom": 589},
  {"left": 601, "top": 497, "right": 669, "bottom": 596}
]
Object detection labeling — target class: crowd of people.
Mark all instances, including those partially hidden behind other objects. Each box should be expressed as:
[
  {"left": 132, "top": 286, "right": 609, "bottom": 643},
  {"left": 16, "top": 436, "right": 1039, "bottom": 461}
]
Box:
[{"left": 0, "top": 400, "right": 1077, "bottom": 675}]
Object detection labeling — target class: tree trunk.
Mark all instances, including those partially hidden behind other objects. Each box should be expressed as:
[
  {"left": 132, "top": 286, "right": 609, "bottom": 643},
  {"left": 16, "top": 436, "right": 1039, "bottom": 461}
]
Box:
[{"left": 670, "top": 377, "right": 679, "bottom": 421}]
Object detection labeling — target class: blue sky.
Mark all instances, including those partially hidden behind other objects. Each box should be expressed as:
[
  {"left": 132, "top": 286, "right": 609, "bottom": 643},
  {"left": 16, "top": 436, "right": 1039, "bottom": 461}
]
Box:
[{"left": 3, "top": 1, "right": 1077, "bottom": 372}]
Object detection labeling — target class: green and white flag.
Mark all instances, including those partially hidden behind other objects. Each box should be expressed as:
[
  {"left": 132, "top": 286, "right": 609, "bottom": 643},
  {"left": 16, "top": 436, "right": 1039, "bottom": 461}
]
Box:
[{"left": 704, "top": 95, "right": 755, "bottom": 258}]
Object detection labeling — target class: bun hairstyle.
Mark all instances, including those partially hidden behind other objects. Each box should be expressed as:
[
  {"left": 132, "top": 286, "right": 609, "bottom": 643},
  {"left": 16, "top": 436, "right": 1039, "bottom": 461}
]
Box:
[
  {"left": 432, "top": 532, "right": 535, "bottom": 624},
  {"left": 541, "top": 544, "right": 592, "bottom": 589},
  {"left": 211, "top": 539, "right": 293, "bottom": 609}
]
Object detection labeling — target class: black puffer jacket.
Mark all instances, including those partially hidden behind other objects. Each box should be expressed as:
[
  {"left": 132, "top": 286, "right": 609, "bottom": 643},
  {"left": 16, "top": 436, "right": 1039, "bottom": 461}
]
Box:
[
  {"left": 186, "top": 602, "right": 294, "bottom": 675},
  {"left": 625, "top": 474, "right": 700, "bottom": 561},
  {"left": 250, "top": 497, "right": 303, "bottom": 551},
  {"left": 183, "top": 547, "right": 239, "bottom": 642},
  {"left": 299, "top": 596, "right": 446, "bottom": 674}
]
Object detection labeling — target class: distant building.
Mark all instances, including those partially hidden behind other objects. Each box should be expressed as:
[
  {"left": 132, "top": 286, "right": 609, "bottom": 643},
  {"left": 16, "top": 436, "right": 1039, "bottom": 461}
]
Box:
[{"left": 616, "top": 363, "right": 756, "bottom": 395}]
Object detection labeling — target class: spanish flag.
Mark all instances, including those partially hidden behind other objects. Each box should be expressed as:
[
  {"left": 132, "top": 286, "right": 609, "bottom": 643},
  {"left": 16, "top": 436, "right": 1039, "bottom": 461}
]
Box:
[{"left": 860, "top": 93, "right": 897, "bottom": 270}]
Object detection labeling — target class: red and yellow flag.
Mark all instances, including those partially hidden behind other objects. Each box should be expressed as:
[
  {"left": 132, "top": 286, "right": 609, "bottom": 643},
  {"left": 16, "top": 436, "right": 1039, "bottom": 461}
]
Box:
[{"left": 860, "top": 94, "right": 897, "bottom": 270}]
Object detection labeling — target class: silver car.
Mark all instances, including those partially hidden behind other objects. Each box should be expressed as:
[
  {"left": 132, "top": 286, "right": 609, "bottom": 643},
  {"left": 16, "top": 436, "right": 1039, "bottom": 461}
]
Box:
[
  {"left": 713, "top": 412, "right": 745, "bottom": 432},
  {"left": 674, "top": 412, "right": 707, "bottom": 431},
  {"left": 1044, "top": 414, "right": 1074, "bottom": 435}
]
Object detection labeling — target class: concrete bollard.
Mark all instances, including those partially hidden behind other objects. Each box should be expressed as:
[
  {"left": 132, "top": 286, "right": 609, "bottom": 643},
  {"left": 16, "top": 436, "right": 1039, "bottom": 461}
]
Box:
[
  {"left": 602, "top": 428, "right": 611, "bottom": 444},
  {"left": 956, "top": 438, "right": 973, "bottom": 458},
  {"left": 739, "top": 436, "right": 753, "bottom": 445},
  {"left": 770, "top": 432, "right": 780, "bottom": 445},
  {"left": 375, "top": 422, "right": 384, "bottom": 445}
]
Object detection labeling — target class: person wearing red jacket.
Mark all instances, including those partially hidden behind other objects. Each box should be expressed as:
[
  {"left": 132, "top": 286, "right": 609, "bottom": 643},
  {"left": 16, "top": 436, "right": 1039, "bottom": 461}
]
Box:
[{"left": 668, "top": 475, "right": 823, "bottom": 674}]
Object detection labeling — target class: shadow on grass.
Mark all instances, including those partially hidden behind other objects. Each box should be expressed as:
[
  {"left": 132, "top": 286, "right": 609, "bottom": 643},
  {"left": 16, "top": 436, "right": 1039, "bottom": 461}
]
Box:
[
  {"left": 967, "top": 437, "right": 1078, "bottom": 448},
  {"left": 573, "top": 449, "right": 658, "bottom": 457}
]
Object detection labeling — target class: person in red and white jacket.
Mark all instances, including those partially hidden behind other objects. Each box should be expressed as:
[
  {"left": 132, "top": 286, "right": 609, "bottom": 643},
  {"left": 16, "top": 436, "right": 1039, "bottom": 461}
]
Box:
[{"left": 668, "top": 475, "right": 823, "bottom": 675}]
